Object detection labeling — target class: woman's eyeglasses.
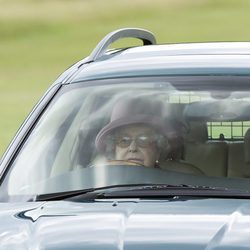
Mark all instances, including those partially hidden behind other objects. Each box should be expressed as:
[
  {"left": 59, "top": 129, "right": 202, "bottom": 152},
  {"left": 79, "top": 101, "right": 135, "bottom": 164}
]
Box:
[{"left": 114, "top": 134, "right": 158, "bottom": 148}]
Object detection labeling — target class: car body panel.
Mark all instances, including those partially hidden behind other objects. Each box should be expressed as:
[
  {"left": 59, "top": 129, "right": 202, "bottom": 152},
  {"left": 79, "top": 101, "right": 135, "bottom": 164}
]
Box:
[
  {"left": 119, "top": 42, "right": 250, "bottom": 57},
  {"left": 73, "top": 55, "right": 250, "bottom": 82},
  {"left": 1, "top": 198, "right": 250, "bottom": 249}
]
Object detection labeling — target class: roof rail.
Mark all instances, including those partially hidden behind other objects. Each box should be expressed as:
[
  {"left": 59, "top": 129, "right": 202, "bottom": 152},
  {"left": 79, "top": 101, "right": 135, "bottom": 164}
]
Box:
[{"left": 88, "top": 28, "right": 156, "bottom": 62}]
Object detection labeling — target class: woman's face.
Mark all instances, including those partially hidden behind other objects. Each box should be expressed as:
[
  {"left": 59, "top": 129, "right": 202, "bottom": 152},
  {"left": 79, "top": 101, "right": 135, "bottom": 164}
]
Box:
[{"left": 114, "top": 124, "right": 161, "bottom": 167}]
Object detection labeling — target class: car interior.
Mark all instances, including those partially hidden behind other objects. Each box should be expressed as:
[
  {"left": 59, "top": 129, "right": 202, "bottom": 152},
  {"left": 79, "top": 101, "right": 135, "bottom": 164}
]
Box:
[
  {"left": 182, "top": 102, "right": 250, "bottom": 178},
  {"left": 67, "top": 86, "right": 250, "bottom": 180}
]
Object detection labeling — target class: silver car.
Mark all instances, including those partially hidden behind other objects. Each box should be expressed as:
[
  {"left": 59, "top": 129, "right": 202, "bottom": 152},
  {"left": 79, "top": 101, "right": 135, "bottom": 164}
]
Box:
[{"left": 1, "top": 28, "right": 250, "bottom": 249}]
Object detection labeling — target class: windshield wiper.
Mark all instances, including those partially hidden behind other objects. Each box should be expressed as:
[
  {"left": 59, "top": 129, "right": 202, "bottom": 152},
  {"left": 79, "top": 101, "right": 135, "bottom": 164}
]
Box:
[
  {"left": 34, "top": 184, "right": 250, "bottom": 201},
  {"left": 100, "top": 185, "right": 250, "bottom": 199},
  {"left": 34, "top": 184, "right": 152, "bottom": 201}
]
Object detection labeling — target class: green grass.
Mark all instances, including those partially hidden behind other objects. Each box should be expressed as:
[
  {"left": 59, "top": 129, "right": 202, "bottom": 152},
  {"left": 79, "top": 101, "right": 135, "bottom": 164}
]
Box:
[{"left": 1, "top": 0, "right": 250, "bottom": 155}]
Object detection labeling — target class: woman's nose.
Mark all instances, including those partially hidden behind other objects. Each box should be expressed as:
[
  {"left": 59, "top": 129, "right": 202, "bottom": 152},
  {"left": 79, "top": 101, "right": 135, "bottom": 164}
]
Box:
[{"left": 128, "top": 140, "right": 137, "bottom": 152}]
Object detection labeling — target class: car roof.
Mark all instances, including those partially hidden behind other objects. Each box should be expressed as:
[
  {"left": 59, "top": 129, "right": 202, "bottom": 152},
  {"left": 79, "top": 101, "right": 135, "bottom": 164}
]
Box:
[
  {"left": 103, "top": 42, "right": 250, "bottom": 58},
  {"left": 57, "top": 28, "right": 250, "bottom": 83}
]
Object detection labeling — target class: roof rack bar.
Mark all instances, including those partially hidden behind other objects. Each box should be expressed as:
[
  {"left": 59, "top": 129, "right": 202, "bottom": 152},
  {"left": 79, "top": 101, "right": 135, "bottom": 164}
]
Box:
[{"left": 88, "top": 28, "right": 156, "bottom": 62}]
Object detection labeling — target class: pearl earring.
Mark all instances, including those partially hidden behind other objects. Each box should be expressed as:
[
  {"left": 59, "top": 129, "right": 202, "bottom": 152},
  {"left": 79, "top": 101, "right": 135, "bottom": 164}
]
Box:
[{"left": 155, "top": 160, "right": 160, "bottom": 168}]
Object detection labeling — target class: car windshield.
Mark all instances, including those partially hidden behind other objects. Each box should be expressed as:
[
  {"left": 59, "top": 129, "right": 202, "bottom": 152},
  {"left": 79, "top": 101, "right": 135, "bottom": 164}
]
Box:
[{"left": 3, "top": 76, "right": 250, "bottom": 199}]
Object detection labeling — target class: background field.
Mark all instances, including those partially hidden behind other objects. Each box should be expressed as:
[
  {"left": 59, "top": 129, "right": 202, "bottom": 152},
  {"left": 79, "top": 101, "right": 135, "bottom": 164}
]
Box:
[{"left": 1, "top": 0, "right": 250, "bottom": 155}]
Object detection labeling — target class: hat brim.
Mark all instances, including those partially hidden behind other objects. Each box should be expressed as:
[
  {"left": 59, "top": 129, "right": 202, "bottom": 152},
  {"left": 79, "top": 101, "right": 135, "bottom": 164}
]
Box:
[{"left": 95, "top": 115, "right": 171, "bottom": 152}]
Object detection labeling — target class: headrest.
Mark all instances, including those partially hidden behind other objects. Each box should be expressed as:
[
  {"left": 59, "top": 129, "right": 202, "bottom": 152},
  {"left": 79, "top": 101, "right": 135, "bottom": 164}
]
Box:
[
  {"left": 185, "top": 121, "right": 208, "bottom": 143},
  {"left": 244, "top": 128, "right": 250, "bottom": 163}
]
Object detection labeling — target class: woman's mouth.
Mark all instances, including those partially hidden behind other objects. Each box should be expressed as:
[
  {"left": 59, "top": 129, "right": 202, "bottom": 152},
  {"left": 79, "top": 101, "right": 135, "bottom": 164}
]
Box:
[{"left": 127, "top": 158, "right": 144, "bottom": 164}]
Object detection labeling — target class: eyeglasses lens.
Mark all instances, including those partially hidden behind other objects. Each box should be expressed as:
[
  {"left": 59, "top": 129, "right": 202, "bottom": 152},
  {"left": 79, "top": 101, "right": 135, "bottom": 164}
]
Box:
[{"left": 116, "top": 135, "right": 154, "bottom": 148}]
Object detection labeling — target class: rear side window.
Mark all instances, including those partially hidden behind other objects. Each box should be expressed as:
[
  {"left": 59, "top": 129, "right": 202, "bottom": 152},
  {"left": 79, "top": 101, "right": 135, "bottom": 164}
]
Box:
[{"left": 207, "top": 121, "right": 250, "bottom": 140}]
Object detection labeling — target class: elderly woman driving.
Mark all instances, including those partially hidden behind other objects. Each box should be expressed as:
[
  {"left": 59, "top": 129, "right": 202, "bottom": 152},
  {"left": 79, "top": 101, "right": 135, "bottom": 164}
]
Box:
[{"left": 95, "top": 97, "right": 204, "bottom": 175}]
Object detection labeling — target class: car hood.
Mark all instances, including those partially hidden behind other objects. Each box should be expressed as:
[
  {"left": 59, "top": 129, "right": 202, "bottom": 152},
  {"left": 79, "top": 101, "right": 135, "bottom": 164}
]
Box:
[{"left": 1, "top": 198, "right": 250, "bottom": 249}]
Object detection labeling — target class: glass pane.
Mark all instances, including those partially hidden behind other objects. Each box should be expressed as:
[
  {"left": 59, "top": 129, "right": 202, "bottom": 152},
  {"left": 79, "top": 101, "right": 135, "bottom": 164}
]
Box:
[{"left": 4, "top": 76, "right": 250, "bottom": 199}]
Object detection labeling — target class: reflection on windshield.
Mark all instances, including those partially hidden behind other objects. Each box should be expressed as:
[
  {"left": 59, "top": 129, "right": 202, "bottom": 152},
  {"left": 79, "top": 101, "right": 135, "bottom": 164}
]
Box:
[{"left": 5, "top": 77, "right": 250, "bottom": 197}]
